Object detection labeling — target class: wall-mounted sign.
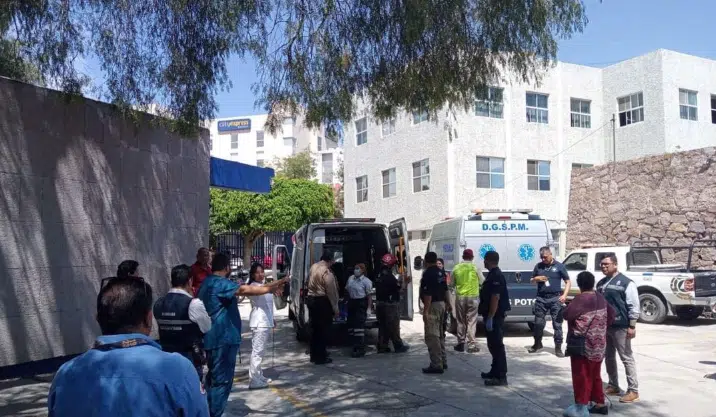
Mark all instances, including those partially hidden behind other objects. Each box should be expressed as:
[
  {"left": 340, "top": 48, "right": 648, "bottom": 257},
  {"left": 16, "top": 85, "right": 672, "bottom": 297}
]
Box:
[{"left": 218, "top": 118, "right": 251, "bottom": 133}]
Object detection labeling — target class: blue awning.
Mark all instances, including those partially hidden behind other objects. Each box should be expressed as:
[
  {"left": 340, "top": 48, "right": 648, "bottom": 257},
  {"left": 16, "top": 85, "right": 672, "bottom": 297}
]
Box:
[{"left": 210, "top": 157, "right": 274, "bottom": 193}]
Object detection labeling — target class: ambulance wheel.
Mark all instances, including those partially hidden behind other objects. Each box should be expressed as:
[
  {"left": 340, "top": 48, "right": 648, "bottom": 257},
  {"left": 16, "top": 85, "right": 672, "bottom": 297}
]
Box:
[{"left": 527, "top": 322, "right": 535, "bottom": 332}]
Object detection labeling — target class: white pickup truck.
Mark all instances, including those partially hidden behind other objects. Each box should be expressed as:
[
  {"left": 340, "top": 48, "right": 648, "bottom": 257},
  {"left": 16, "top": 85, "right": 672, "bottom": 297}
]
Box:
[{"left": 562, "top": 241, "right": 716, "bottom": 324}]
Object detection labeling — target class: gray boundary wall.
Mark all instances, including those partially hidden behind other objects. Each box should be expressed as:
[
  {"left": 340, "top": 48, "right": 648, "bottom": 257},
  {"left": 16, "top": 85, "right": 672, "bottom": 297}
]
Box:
[{"left": 0, "top": 77, "right": 209, "bottom": 367}]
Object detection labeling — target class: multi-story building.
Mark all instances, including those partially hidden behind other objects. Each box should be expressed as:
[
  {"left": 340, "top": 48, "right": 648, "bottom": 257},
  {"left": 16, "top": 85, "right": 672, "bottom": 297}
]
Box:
[
  {"left": 343, "top": 49, "right": 716, "bottom": 257},
  {"left": 208, "top": 113, "right": 343, "bottom": 185}
]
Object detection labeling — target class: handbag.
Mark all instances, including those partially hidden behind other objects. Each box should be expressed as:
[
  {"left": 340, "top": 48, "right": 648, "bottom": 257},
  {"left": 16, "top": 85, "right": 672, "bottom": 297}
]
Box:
[{"left": 565, "top": 316, "right": 594, "bottom": 357}]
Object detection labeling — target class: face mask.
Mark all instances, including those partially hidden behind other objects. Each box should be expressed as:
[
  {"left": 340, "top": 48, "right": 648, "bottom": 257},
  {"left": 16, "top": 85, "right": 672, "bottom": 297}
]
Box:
[{"left": 354, "top": 269, "right": 362, "bottom": 277}]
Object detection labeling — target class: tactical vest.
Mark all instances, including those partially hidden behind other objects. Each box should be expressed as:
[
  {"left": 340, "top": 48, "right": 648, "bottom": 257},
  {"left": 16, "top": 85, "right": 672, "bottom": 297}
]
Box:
[
  {"left": 153, "top": 292, "right": 203, "bottom": 353},
  {"left": 597, "top": 273, "right": 632, "bottom": 329}
]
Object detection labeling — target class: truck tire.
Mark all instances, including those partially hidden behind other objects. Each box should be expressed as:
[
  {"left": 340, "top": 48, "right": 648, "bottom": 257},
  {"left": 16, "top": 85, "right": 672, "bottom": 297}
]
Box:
[
  {"left": 639, "top": 293, "right": 667, "bottom": 324},
  {"left": 675, "top": 306, "right": 704, "bottom": 321}
]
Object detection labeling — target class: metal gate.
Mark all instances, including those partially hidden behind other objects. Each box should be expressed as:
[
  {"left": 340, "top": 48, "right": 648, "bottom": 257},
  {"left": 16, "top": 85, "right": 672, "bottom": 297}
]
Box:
[{"left": 214, "top": 231, "right": 293, "bottom": 267}]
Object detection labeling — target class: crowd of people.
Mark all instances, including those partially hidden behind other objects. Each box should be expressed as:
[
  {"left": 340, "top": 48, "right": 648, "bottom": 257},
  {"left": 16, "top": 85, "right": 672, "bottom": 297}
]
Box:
[{"left": 45, "top": 243, "right": 641, "bottom": 417}]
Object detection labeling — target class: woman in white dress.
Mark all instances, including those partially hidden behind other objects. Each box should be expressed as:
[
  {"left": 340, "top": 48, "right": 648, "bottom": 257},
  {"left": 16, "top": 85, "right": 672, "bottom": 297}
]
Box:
[{"left": 247, "top": 263, "right": 277, "bottom": 389}]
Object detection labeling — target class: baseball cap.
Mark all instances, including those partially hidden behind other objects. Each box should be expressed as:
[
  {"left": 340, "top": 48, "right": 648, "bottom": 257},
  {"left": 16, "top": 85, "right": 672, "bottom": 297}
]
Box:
[{"left": 463, "top": 249, "right": 474, "bottom": 259}]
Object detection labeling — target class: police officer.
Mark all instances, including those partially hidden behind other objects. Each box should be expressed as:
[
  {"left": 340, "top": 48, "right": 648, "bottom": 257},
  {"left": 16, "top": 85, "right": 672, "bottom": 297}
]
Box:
[
  {"left": 529, "top": 246, "right": 571, "bottom": 357},
  {"left": 154, "top": 264, "right": 213, "bottom": 384},
  {"left": 479, "top": 250, "right": 511, "bottom": 387},
  {"left": 375, "top": 253, "right": 410, "bottom": 354},
  {"left": 420, "top": 252, "right": 451, "bottom": 374}
]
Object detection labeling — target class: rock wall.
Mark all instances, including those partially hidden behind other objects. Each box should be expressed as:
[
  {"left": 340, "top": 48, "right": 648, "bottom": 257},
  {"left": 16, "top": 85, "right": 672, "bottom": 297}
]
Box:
[
  {"left": 0, "top": 77, "right": 210, "bottom": 367},
  {"left": 567, "top": 147, "right": 716, "bottom": 267}
]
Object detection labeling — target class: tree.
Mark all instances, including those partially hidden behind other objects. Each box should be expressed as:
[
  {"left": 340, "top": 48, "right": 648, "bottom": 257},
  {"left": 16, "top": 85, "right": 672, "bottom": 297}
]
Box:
[
  {"left": 1, "top": 1, "right": 587, "bottom": 134},
  {"left": 273, "top": 150, "right": 316, "bottom": 180},
  {"left": 210, "top": 177, "right": 334, "bottom": 266}
]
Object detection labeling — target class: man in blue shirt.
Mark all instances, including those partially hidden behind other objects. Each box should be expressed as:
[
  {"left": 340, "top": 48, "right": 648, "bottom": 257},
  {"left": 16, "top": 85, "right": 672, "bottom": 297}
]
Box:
[
  {"left": 529, "top": 246, "right": 571, "bottom": 357},
  {"left": 48, "top": 277, "right": 209, "bottom": 417},
  {"left": 198, "top": 253, "right": 286, "bottom": 417}
]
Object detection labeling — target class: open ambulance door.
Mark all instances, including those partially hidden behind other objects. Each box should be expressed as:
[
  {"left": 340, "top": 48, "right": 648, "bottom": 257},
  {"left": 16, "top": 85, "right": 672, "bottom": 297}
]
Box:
[
  {"left": 272, "top": 244, "right": 290, "bottom": 310},
  {"left": 389, "top": 218, "right": 414, "bottom": 321}
]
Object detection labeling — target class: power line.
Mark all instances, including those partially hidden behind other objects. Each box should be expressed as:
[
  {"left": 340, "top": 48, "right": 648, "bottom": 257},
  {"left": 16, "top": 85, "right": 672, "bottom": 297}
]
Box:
[{"left": 450, "top": 119, "right": 612, "bottom": 218}]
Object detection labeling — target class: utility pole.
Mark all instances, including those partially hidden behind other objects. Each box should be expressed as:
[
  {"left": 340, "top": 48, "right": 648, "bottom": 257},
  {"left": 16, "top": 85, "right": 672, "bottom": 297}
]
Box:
[{"left": 611, "top": 114, "right": 616, "bottom": 163}]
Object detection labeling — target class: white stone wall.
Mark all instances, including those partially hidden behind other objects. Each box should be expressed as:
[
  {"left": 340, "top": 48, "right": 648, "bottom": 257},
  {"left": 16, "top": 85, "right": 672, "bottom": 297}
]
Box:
[{"left": 0, "top": 78, "right": 209, "bottom": 366}]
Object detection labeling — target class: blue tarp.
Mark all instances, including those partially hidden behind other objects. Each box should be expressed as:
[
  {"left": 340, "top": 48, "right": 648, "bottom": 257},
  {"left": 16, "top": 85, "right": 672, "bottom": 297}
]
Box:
[{"left": 209, "top": 157, "right": 275, "bottom": 193}]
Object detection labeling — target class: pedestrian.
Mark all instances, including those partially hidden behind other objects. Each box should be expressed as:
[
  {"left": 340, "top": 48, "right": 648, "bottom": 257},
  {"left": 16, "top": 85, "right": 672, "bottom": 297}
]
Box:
[
  {"left": 116, "top": 259, "right": 139, "bottom": 279},
  {"left": 479, "top": 250, "right": 511, "bottom": 386},
  {"left": 48, "top": 277, "right": 209, "bottom": 417},
  {"left": 451, "top": 249, "right": 482, "bottom": 353},
  {"left": 529, "top": 246, "right": 571, "bottom": 357},
  {"left": 307, "top": 252, "right": 340, "bottom": 365},
  {"left": 563, "top": 271, "right": 615, "bottom": 416},
  {"left": 375, "top": 253, "right": 410, "bottom": 354},
  {"left": 154, "top": 264, "right": 213, "bottom": 383},
  {"left": 191, "top": 247, "right": 213, "bottom": 296},
  {"left": 345, "top": 263, "right": 372, "bottom": 357},
  {"left": 596, "top": 254, "right": 640, "bottom": 404},
  {"left": 420, "top": 251, "right": 450, "bottom": 374},
  {"left": 246, "top": 263, "right": 278, "bottom": 390},
  {"left": 198, "top": 253, "right": 286, "bottom": 417}
]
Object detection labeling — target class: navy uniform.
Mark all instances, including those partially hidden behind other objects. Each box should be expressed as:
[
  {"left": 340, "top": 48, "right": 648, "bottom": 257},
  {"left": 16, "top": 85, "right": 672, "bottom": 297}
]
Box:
[
  {"left": 375, "top": 264, "right": 409, "bottom": 353},
  {"left": 420, "top": 265, "right": 448, "bottom": 373},
  {"left": 530, "top": 260, "right": 570, "bottom": 354},
  {"left": 479, "top": 265, "right": 510, "bottom": 384}
]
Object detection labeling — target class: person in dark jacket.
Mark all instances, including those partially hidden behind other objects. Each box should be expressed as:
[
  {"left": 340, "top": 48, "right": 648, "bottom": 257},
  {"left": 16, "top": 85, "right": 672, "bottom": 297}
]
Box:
[
  {"left": 479, "top": 250, "right": 510, "bottom": 386},
  {"left": 375, "top": 253, "right": 410, "bottom": 353}
]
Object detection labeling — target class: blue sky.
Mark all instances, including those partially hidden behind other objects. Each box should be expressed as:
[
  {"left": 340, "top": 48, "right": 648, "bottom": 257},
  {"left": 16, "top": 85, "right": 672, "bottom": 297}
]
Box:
[{"left": 215, "top": 0, "right": 716, "bottom": 118}]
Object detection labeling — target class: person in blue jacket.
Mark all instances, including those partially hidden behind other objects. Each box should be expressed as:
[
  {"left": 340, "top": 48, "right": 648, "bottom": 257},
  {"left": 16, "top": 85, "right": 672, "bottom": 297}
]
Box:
[
  {"left": 48, "top": 276, "right": 209, "bottom": 417},
  {"left": 198, "top": 253, "right": 286, "bottom": 417}
]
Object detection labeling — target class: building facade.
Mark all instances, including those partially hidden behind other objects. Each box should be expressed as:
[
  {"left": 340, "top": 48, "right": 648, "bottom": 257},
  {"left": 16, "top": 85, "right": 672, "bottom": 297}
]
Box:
[
  {"left": 208, "top": 113, "right": 343, "bottom": 185},
  {"left": 343, "top": 49, "right": 716, "bottom": 257}
]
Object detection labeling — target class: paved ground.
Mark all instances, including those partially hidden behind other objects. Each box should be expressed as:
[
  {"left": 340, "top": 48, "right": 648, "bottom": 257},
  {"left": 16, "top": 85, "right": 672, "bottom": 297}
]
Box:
[{"left": 3, "top": 296, "right": 716, "bottom": 417}]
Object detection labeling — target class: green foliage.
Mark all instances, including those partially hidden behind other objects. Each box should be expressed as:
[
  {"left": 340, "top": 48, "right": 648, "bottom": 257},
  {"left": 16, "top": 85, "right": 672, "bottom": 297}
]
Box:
[
  {"left": 2, "top": 1, "right": 587, "bottom": 135},
  {"left": 273, "top": 150, "right": 316, "bottom": 180},
  {"left": 209, "top": 176, "right": 334, "bottom": 241}
]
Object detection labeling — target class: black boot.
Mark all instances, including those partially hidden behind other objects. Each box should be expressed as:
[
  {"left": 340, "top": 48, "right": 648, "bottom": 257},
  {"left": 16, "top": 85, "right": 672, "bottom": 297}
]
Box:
[
  {"left": 528, "top": 339, "right": 543, "bottom": 353},
  {"left": 555, "top": 344, "right": 565, "bottom": 358},
  {"left": 484, "top": 376, "right": 508, "bottom": 386},
  {"left": 453, "top": 343, "right": 465, "bottom": 352}
]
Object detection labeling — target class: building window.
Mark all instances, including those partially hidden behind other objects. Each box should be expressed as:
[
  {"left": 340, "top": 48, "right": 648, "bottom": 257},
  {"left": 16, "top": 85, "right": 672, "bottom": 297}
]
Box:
[
  {"left": 412, "top": 159, "right": 430, "bottom": 192},
  {"left": 679, "top": 89, "right": 698, "bottom": 121},
  {"left": 256, "top": 131, "right": 264, "bottom": 147},
  {"left": 382, "top": 118, "right": 396, "bottom": 137},
  {"left": 321, "top": 153, "right": 333, "bottom": 184},
  {"left": 526, "top": 93, "right": 549, "bottom": 124},
  {"left": 230, "top": 152, "right": 238, "bottom": 159},
  {"left": 382, "top": 168, "right": 396, "bottom": 198},
  {"left": 475, "top": 87, "right": 504, "bottom": 118},
  {"left": 283, "top": 137, "right": 296, "bottom": 154},
  {"left": 527, "top": 160, "right": 550, "bottom": 191},
  {"left": 712, "top": 95, "right": 716, "bottom": 124},
  {"left": 412, "top": 110, "right": 428, "bottom": 125},
  {"left": 476, "top": 156, "right": 505, "bottom": 189},
  {"left": 355, "top": 117, "right": 368, "bottom": 146},
  {"left": 570, "top": 98, "right": 591, "bottom": 128},
  {"left": 257, "top": 159, "right": 265, "bottom": 168},
  {"left": 317, "top": 137, "right": 323, "bottom": 151},
  {"left": 618, "top": 92, "right": 644, "bottom": 127},
  {"left": 421, "top": 230, "right": 429, "bottom": 240},
  {"left": 356, "top": 176, "right": 368, "bottom": 203},
  {"left": 230, "top": 134, "right": 238, "bottom": 149},
  {"left": 283, "top": 117, "right": 295, "bottom": 125},
  {"left": 572, "top": 163, "right": 593, "bottom": 170}
]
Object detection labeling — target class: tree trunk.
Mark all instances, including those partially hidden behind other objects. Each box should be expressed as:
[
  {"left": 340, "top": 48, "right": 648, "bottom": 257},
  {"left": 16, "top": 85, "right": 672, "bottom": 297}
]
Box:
[{"left": 242, "top": 231, "right": 264, "bottom": 269}]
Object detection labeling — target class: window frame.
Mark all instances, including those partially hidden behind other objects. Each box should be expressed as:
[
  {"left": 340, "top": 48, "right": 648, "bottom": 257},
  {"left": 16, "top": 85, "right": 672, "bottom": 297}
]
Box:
[
  {"left": 356, "top": 175, "right": 369, "bottom": 203},
  {"left": 570, "top": 98, "right": 592, "bottom": 128},
  {"left": 526, "top": 92, "right": 549, "bottom": 124},
  {"left": 230, "top": 133, "right": 238, "bottom": 149},
  {"left": 382, "top": 168, "right": 397, "bottom": 198},
  {"left": 412, "top": 110, "right": 429, "bottom": 125},
  {"left": 256, "top": 131, "right": 264, "bottom": 148},
  {"left": 475, "top": 156, "right": 505, "bottom": 189},
  {"left": 475, "top": 87, "right": 504, "bottom": 119},
  {"left": 321, "top": 153, "right": 333, "bottom": 184},
  {"left": 679, "top": 89, "right": 698, "bottom": 121},
  {"left": 355, "top": 117, "right": 368, "bottom": 146},
  {"left": 527, "top": 159, "right": 551, "bottom": 191},
  {"left": 412, "top": 159, "right": 430, "bottom": 193},
  {"left": 617, "top": 92, "right": 644, "bottom": 127},
  {"left": 381, "top": 118, "right": 397, "bottom": 137}
]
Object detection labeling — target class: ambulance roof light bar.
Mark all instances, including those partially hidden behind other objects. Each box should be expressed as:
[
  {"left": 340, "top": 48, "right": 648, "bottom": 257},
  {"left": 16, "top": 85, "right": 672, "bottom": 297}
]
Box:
[{"left": 471, "top": 208, "right": 533, "bottom": 215}]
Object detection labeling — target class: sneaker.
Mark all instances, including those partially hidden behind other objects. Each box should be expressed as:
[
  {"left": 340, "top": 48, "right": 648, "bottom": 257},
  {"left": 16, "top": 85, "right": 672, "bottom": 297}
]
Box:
[
  {"left": 619, "top": 391, "right": 640, "bottom": 403},
  {"left": 604, "top": 385, "right": 621, "bottom": 396},
  {"left": 422, "top": 366, "right": 444, "bottom": 374},
  {"left": 248, "top": 380, "right": 269, "bottom": 390},
  {"left": 484, "top": 377, "right": 508, "bottom": 386},
  {"left": 467, "top": 346, "right": 480, "bottom": 353},
  {"left": 555, "top": 346, "right": 565, "bottom": 358},
  {"left": 259, "top": 376, "right": 273, "bottom": 384},
  {"left": 453, "top": 343, "right": 465, "bottom": 352},
  {"left": 589, "top": 404, "right": 609, "bottom": 415},
  {"left": 528, "top": 343, "right": 543, "bottom": 353},
  {"left": 480, "top": 371, "right": 495, "bottom": 379}
]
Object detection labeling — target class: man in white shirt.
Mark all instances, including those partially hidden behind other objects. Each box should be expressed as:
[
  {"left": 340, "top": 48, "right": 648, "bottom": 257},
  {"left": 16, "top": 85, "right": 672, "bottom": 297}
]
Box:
[{"left": 154, "top": 264, "right": 213, "bottom": 384}]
